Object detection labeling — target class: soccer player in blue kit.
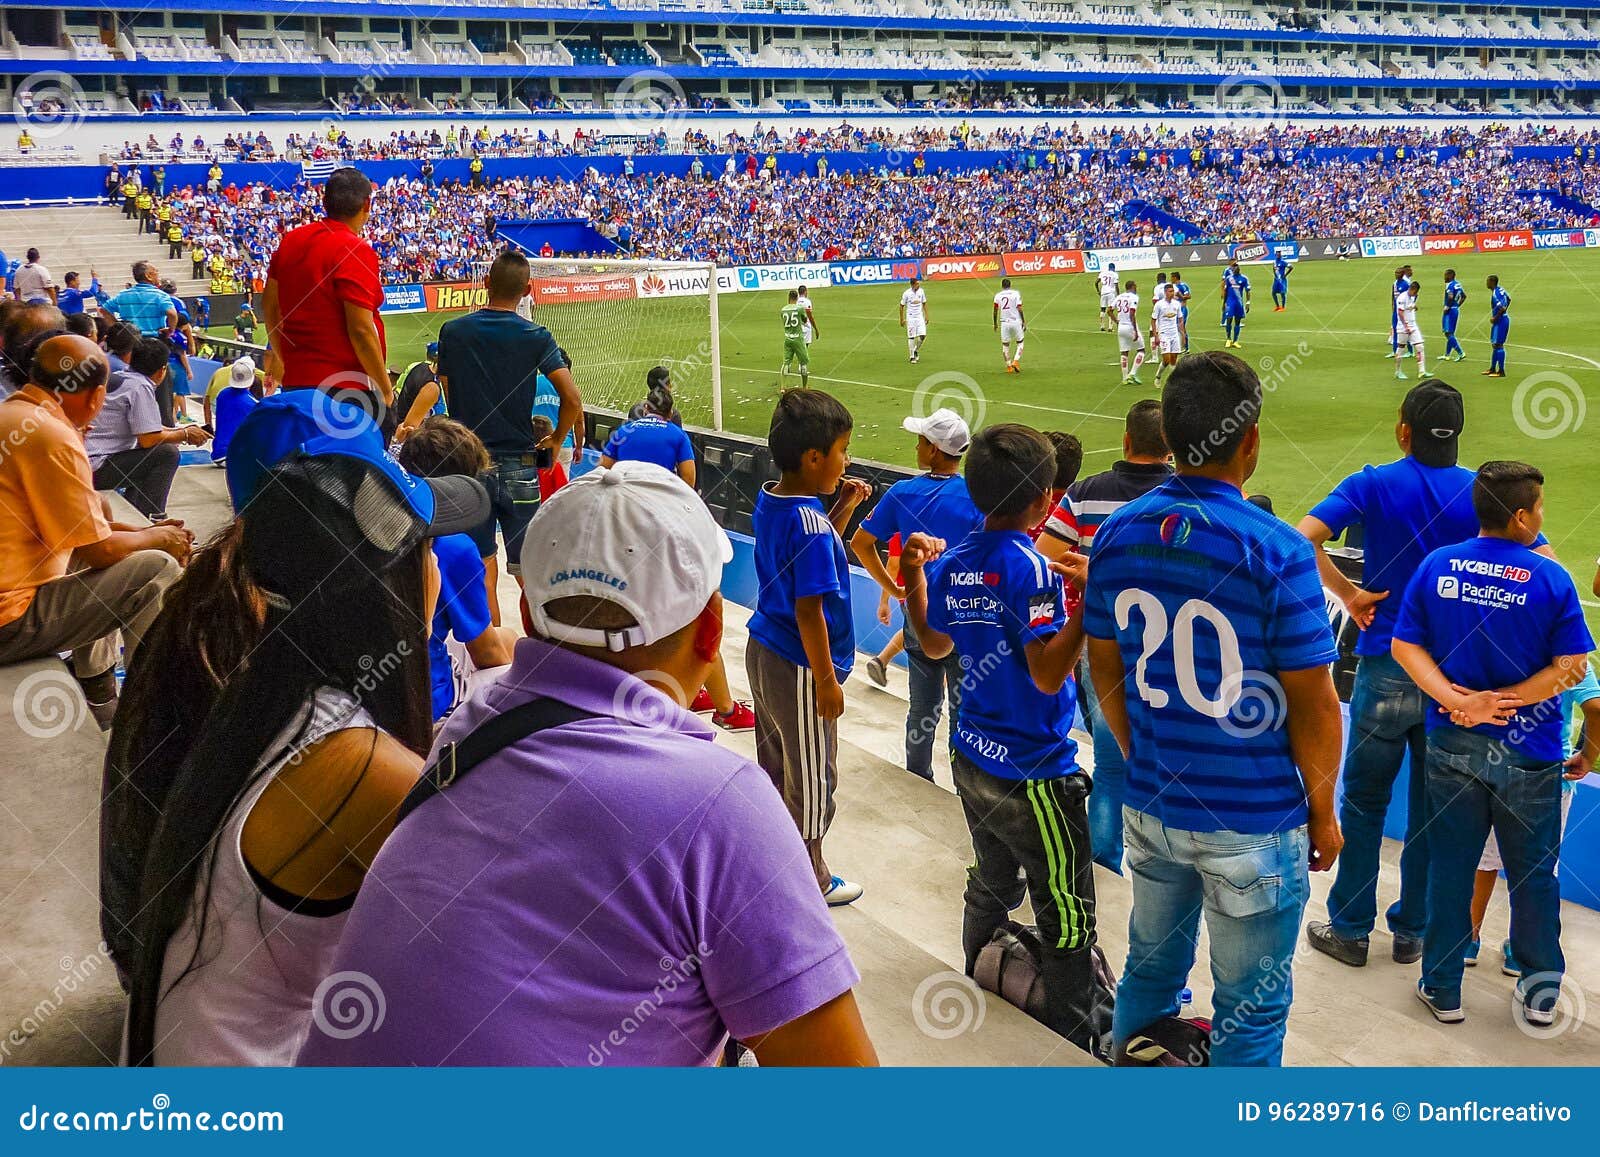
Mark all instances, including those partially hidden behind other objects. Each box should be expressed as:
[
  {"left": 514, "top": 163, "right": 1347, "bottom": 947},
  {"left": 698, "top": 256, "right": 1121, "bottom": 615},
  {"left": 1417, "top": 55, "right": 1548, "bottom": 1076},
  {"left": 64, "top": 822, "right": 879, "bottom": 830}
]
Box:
[
  {"left": 1442, "top": 269, "right": 1467, "bottom": 361},
  {"left": 1271, "top": 252, "right": 1291, "bottom": 311},
  {"left": 1172, "top": 276, "right": 1192, "bottom": 350},
  {"left": 899, "top": 424, "right": 1107, "bottom": 1058},
  {"left": 1220, "top": 262, "right": 1249, "bottom": 347},
  {"left": 1483, "top": 274, "right": 1510, "bottom": 377}
]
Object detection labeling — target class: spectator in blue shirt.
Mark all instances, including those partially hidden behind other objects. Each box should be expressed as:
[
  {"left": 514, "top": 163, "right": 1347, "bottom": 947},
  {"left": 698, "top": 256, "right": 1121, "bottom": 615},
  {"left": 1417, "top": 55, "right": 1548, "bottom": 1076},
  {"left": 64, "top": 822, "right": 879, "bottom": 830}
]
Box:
[
  {"left": 1392, "top": 460, "right": 1593, "bottom": 1027},
  {"left": 105, "top": 261, "right": 178, "bottom": 336},
  {"left": 851, "top": 407, "right": 982, "bottom": 780},
  {"left": 395, "top": 418, "right": 517, "bottom": 721},
  {"left": 901, "top": 424, "right": 1105, "bottom": 1057},
  {"left": 600, "top": 386, "right": 695, "bottom": 482},
  {"left": 1298, "top": 381, "right": 1556, "bottom": 970},
  {"left": 58, "top": 270, "right": 105, "bottom": 316},
  {"left": 746, "top": 388, "right": 870, "bottom": 906},
  {"left": 1085, "top": 351, "right": 1343, "bottom": 1067}
]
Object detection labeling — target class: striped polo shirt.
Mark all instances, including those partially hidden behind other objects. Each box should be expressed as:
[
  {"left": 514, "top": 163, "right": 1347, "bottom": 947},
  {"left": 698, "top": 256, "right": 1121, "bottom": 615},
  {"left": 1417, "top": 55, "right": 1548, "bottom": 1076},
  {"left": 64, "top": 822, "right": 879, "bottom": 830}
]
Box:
[
  {"left": 1083, "top": 474, "right": 1337, "bottom": 834},
  {"left": 1041, "top": 459, "right": 1173, "bottom": 554}
]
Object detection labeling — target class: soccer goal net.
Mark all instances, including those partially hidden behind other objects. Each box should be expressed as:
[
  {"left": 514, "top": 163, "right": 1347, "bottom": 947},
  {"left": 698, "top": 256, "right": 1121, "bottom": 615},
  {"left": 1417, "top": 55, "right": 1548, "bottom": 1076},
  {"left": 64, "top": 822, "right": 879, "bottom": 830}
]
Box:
[{"left": 512, "top": 257, "right": 724, "bottom": 431}]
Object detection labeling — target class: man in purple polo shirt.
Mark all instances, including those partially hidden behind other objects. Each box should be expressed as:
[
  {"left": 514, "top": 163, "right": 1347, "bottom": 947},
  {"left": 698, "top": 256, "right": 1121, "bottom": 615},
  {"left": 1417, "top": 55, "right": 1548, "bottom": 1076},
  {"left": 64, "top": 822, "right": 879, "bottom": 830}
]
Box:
[{"left": 297, "top": 461, "right": 875, "bottom": 1067}]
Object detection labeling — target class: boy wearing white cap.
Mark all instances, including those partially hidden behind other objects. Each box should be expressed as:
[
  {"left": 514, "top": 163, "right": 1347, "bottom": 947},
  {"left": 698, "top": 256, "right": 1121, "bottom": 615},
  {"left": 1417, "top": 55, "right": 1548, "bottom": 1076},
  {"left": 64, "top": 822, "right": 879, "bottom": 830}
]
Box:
[
  {"left": 298, "top": 461, "right": 876, "bottom": 1067},
  {"left": 850, "top": 408, "right": 982, "bottom": 781}
]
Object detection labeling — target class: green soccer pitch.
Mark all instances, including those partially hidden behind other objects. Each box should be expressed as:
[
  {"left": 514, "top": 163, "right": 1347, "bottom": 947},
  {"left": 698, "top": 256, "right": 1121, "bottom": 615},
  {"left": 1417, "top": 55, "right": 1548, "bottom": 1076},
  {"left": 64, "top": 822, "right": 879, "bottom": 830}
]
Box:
[{"left": 221, "top": 248, "right": 1600, "bottom": 611}]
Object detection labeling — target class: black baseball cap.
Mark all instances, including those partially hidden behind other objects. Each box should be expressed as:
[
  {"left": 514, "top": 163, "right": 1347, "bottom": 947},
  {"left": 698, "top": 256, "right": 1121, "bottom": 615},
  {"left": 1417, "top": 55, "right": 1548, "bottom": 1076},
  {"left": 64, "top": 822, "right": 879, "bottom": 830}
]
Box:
[{"left": 1402, "top": 380, "right": 1464, "bottom": 468}]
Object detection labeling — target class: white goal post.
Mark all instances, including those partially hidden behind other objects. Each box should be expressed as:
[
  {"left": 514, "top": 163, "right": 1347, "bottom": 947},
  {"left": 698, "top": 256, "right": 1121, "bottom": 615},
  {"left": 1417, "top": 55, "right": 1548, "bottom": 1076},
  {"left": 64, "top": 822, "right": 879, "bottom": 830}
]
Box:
[{"left": 474, "top": 256, "right": 724, "bottom": 431}]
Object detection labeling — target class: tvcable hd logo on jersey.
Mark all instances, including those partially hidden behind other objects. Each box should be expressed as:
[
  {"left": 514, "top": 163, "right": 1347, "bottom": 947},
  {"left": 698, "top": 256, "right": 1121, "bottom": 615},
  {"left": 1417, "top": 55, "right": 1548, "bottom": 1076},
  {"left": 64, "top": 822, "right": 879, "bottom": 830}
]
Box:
[
  {"left": 948, "top": 571, "right": 1000, "bottom": 587},
  {"left": 1448, "top": 558, "right": 1531, "bottom": 583},
  {"left": 550, "top": 568, "right": 628, "bottom": 591}
]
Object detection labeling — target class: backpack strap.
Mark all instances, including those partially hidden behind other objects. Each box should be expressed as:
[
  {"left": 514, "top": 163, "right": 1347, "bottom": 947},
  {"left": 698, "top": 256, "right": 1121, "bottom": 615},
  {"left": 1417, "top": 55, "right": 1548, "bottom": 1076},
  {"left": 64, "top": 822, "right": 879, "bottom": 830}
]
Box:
[{"left": 397, "top": 697, "right": 596, "bottom": 824}]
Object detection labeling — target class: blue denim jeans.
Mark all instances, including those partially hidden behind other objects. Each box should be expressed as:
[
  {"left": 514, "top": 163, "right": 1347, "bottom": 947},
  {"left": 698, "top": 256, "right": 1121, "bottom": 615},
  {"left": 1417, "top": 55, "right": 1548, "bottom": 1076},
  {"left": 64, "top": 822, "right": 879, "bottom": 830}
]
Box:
[
  {"left": 1077, "top": 658, "right": 1129, "bottom": 873},
  {"left": 1421, "top": 726, "right": 1564, "bottom": 1009},
  {"left": 905, "top": 634, "right": 961, "bottom": 781},
  {"left": 1113, "top": 808, "right": 1310, "bottom": 1067},
  {"left": 1325, "top": 654, "right": 1430, "bottom": 940}
]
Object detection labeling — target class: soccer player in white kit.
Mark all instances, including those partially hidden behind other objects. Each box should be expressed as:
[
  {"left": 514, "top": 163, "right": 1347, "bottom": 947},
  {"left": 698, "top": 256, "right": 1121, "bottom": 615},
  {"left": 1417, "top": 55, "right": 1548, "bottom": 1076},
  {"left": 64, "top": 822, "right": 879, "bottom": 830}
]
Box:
[
  {"left": 1113, "top": 279, "right": 1146, "bottom": 385},
  {"left": 1097, "top": 263, "right": 1119, "bottom": 331},
  {"left": 900, "top": 276, "right": 930, "bottom": 363},
  {"left": 1150, "top": 281, "right": 1187, "bottom": 388},
  {"left": 1394, "top": 279, "right": 1426, "bottom": 380},
  {"left": 797, "top": 284, "right": 815, "bottom": 344},
  {"left": 993, "top": 277, "right": 1026, "bottom": 372}
]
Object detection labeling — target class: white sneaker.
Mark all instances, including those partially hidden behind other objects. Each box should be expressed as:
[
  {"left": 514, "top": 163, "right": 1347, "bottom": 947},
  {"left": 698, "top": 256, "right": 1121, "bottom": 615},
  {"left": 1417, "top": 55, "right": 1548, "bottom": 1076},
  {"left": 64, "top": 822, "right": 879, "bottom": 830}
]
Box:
[{"left": 823, "top": 876, "right": 864, "bottom": 907}]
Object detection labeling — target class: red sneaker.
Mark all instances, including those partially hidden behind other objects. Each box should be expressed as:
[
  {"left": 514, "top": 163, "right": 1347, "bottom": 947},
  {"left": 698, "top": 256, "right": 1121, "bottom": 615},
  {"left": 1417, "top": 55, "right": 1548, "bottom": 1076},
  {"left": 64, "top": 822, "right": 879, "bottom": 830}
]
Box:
[
  {"left": 712, "top": 702, "right": 757, "bottom": 733},
  {"left": 689, "top": 687, "right": 715, "bottom": 714}
]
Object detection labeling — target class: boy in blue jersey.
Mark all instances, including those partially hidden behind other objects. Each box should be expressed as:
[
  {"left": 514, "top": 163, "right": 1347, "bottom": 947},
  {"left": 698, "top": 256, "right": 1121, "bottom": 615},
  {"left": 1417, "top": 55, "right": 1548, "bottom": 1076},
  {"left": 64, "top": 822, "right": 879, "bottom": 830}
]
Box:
[
  {"left": 1220, "top": 262, "right": 1249, "bottom": 347},
  {"left": 900, "top": 424, "right": 1106, "bottom": 1056},
  {"left": 1483, "top": 274, "right": 1510, "bottom": 378},
  {"left": 600, "top": 386, "right": 695, "bottom": 481},
  {"left": 1441, "top": 268, "right": 1467, "bottom": 361},
  {"left": 1298, "top": 382, "right": 1486, "bottom": 967},
  {"left": 850, "top": 407, "right": 982, "bottom": 781},
  {"left": 746, "top": 389, "right": 871, "bottom": 904},
  {"left": 1270, "top": 253, "right": 1291, "bottom": 311},
  {"left": 1391, "top": 461, "right": 1593, "bottom": 1026},
  {"left": 1085, "top": 351, "right": 1344, "bottom": 1066},
  {"left": 1467, "top": 670, "right": 1600, "bottom": 973}
]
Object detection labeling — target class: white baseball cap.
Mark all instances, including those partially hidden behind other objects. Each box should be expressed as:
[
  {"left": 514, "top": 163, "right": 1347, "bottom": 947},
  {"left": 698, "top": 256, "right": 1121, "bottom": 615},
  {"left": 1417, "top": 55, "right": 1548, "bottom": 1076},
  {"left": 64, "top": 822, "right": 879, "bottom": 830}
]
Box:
[
  {"left": 521, "top": 461, "right": 734, "bottom": 651},
  {"left": 229, "top": 356, "right": 255, "bottom": 387},
  {"left": 902, "top": 408, "right": 972, "bottom": 456}
]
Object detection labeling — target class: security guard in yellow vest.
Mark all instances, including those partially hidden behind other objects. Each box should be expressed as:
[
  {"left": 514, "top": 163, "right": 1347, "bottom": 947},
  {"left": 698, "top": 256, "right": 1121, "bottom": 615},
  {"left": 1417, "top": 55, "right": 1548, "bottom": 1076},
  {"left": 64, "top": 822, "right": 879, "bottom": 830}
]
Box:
[
  {"left": 122, "top": 178, "right": 138, "bottom": 217},
  {"left": 191, "top": 243, "right": 207, "bottom": 279},
  {"left": 167, "top": 221, "right": 184, "bottom": 260},
  {"left": 136, "top": 190, "right": 154, "bottom": 233}
]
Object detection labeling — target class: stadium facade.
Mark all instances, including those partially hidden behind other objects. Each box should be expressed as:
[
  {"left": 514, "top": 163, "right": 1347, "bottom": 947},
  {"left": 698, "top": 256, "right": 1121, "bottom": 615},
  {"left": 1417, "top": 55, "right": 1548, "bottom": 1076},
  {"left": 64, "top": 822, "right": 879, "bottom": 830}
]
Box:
[{"left": 1, "top": 0, "right": 1599, "bottom": 133}]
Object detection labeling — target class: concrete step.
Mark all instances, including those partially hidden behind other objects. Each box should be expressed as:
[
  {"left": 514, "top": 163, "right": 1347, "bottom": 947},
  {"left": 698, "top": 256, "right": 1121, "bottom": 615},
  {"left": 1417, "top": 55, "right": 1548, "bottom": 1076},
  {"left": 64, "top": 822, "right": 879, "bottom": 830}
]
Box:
[{"left": 0, "top": 205, "right": 210, "bottom": 298}]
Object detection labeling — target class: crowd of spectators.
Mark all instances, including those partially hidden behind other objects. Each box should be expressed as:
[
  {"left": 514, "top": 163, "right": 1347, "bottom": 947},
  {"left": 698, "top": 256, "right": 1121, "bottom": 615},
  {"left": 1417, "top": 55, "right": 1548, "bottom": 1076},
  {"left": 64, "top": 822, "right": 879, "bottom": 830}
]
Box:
[{"left": 121, "top": 120, "right": 1600, "bottom": 285}]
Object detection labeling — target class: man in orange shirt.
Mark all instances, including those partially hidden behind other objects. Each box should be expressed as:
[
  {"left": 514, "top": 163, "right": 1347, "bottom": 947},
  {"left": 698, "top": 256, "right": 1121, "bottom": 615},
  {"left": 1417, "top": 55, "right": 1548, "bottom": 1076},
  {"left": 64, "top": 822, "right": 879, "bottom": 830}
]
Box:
[
  {"left": 0, "top": 332, "right": 191, "bottom": 725},
  {"left": 261, "top": 167, "right": 389, "bottom": 421}
]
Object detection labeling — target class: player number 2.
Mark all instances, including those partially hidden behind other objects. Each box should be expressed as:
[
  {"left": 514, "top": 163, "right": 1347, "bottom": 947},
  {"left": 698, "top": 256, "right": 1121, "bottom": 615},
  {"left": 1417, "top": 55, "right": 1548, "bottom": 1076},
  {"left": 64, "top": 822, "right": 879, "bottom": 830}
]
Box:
[{"left": 1112, "top": 589, "right": 1244, "bottom": 718}]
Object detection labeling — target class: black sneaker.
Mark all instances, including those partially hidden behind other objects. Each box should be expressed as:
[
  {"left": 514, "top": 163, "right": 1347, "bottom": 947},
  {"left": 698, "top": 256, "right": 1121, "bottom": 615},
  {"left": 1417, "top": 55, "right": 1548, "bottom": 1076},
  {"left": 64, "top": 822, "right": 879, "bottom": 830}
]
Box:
[
  {"left": 1306, "top": 920, "right": 1369, "bottom": 967},
  {"left": 1392, "top": 933, "right": 1423, "bottom": 965}
]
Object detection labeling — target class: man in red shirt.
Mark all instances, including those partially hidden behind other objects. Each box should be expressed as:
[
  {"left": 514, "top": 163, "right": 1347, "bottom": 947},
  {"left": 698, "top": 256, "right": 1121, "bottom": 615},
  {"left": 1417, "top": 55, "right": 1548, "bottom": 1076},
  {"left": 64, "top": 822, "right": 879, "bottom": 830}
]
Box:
[{"left": 261, "top": 167, "right": 389, "bottom": 418}]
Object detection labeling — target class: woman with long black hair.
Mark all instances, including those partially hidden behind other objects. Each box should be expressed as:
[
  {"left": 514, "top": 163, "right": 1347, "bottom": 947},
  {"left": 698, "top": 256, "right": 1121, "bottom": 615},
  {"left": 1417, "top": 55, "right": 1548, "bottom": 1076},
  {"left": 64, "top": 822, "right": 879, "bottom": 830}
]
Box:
[{"left": 121, "top": 442, "right": 487, "bottom": 1066}]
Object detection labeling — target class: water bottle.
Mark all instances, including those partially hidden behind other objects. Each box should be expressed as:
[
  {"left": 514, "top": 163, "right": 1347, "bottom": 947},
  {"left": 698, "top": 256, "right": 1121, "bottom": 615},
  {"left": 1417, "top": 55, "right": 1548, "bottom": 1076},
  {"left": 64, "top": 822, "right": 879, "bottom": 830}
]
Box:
[{"left": 1180, "top": 987, "right": 1192, "bottom": 1008}]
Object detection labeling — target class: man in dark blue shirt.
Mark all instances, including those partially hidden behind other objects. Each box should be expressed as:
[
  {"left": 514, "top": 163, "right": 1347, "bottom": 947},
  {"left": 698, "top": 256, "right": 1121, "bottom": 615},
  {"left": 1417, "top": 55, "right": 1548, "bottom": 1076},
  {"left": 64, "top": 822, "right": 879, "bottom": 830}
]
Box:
[
  {"left": 1086, "top": 352, "right": 1343, "bottom": 1067},
  {"left": 902, "top": 423, "right": 1105, "bottom": 1057},
  {"left": 1298, "top": 381, "right": 1555, "bottom": 969},
  {"left": 439, "top": 250, "right": 581, "bottom": 610},
  {"left": 1391, "top": 461, "right": 1593, "bottom": 1026},
  {"left": 851, "top": 408, "right": 983, "bottom": 780}
]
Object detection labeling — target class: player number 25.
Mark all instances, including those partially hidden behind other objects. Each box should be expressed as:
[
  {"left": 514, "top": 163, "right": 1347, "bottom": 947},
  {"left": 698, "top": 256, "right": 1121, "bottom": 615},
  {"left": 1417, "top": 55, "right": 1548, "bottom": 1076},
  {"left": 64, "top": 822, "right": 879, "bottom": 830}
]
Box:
[{"left": 1113, "top": 589, "right": 1244, "bottom": 718}]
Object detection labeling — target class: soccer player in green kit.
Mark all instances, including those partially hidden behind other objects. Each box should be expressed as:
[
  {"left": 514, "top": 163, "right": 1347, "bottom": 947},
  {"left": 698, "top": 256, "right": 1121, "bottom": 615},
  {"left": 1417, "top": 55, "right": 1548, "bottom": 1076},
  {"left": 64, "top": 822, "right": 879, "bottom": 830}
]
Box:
[{"left": 780, "top": 289, "right": 818, "bottom": 387}]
